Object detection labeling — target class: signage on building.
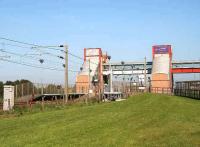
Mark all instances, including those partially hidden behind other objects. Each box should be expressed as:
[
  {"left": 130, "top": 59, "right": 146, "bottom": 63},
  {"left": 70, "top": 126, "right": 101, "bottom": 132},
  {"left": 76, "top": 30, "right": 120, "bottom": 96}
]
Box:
[{"left": 153, "top": 45, "right": 171, "bottom": 54}]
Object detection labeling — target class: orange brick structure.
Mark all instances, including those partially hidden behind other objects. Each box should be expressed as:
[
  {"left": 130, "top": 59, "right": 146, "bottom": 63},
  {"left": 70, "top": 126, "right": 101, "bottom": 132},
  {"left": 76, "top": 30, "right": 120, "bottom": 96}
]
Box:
[
  {"left": 76, "top": 75, "right": 89, "bottom": 93},
  {"left": 151, "top": 74, "right": 171, "bottom": 93}
]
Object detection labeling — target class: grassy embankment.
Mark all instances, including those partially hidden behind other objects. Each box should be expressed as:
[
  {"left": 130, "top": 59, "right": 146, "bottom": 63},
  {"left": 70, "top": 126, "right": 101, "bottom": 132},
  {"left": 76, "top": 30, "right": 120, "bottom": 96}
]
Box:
[{"left": 0, "top": 94, "right": 200, "bottom": 146}]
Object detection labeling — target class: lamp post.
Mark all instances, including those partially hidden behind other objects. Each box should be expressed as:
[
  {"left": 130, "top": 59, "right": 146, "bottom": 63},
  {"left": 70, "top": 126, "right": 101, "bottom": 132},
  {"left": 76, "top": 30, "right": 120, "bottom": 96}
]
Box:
[
  {"left": 144, "top": 57, "right": 147, "bottom": 92},
  {"left": 130, "top": 77, "right": 133, "bottom": 93},
  {"left": 59, "top": 44, "right": 68, "bottom": 103},
  {"left": 80, "top": 67, "right": 83, "bottom": 93},
  {"left": 148, "top": 77, "right": 151, "bottom": 93},
  {"left": 121, "top": 61, "right": 125, "bottom": 96},
  {"left": 87, "top": 59, "right": 92, "bottom": 104},
  {"left": 39, "top": 59, "right": 44, "bottom": 95},
  {"left": 108, "top": 56, "right": 113, "bottom": 93},
  {"left": 131, "top": 65, "right": 135, "bottom": 93}
]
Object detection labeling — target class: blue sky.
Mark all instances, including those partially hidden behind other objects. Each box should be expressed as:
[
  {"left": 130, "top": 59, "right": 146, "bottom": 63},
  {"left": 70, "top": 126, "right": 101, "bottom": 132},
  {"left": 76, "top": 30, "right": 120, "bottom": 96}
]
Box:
[{"left": 0, "top": 0, "right": 200, "bottom": 84}]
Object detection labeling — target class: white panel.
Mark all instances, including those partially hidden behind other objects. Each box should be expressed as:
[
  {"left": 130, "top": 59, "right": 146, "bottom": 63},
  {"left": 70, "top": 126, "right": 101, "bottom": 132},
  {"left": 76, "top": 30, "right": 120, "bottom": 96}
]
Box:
[
  {"left": 139, "top": 87, "right": 145, "bottom": 90},
  {"left": 152, "top": 54, "right": 170, "bottom": 74},
  {"left": 138, "top": 75, "right": 144, "bottom": 82},
  {"left": 86, "top": 49, "right": 99, "bottom": 56},
  {"left": 3, "top": 85, "right": 14, "bottom": 111},
  {"left": 86, "top": 57, "right": 99, "bottom": 64}
]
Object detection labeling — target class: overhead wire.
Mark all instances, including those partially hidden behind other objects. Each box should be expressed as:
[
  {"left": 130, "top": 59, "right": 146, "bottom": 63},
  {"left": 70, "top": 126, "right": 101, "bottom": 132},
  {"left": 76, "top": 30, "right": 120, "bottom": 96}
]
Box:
[
  {"left": 0, "top": 37, "right": 99, "bottom": 65},
  {"left": 0, "top": 37, "right": 99, "bottom": 69},
  {"left": 0, "top": 48, "right": 81, "bottom": 71},
  {"left": 0, "top": 42, "right": 64, "bottom": 60},
  {"left": 0, "top": 37, "right": 62, "bottom": 51},
  {"left": 0, "top": 37, "right": 83, "bottom": 85},
  {"left": 0, "top": 58, "right": 63, "bottom": 71},
  {"left": 0, "top": 48, "right": 64, "bottom": 65},
  {"left": 0, "top": 42, "right": 84, "bottom": 68},
  {"left": 0, "top": 58, "right": 79, "bottom": 73}
]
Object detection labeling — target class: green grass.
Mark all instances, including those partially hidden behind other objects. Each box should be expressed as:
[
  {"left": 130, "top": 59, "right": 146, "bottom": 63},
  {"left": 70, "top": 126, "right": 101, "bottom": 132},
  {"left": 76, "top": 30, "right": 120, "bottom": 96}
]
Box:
[{"left": 0, "top": 94, "right": 200, "bottom": 147}]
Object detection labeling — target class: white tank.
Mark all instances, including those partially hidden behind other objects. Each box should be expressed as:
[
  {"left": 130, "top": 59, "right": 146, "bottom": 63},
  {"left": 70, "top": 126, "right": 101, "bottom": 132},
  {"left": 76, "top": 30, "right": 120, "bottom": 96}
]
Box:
[
  {"left": 80, "top": 49, "right": 100, "bottom": 76},
  {"left": 152, "top": 54, "right": 170, "bottom": 74}
]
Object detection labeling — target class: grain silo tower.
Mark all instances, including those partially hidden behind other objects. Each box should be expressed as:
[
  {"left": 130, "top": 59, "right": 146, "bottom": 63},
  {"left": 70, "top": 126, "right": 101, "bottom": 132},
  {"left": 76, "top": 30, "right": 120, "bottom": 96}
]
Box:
[{"left": 151, "top": 45, "right": 172, "bottom": 93}]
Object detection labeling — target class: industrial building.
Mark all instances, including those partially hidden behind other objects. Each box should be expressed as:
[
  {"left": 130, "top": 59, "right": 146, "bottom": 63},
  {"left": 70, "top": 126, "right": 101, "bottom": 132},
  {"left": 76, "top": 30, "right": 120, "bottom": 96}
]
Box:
[
  {"left": 75, "top": 45, "right": 200, "bottom": 96},
  {"left": 75, "top": 48, "right": 110, "bottom": 95}
]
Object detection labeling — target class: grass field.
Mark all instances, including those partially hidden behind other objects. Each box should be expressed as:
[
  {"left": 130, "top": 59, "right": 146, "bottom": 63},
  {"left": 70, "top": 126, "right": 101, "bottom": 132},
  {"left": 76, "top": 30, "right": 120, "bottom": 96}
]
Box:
[{"left": 0, "top": 94, "right": 200, "bottom": 146}]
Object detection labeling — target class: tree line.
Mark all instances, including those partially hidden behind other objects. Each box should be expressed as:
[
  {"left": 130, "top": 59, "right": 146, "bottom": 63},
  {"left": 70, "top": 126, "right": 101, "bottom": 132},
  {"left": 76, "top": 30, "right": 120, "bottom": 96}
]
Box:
[
  {"left": 0, "top": 79, "right": 32, "bottom": 99},
  {"left": 0, "top": 79, "right": 75, "bottom": 100}
]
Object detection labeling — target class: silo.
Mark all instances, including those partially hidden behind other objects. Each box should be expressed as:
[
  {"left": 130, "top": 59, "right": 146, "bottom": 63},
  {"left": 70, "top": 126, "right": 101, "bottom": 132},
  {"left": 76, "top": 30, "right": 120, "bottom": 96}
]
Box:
[
  {"left": 151, "top": 45, "right": 172, "bottom": 94},
  {"left": 76, "top": 48, "right": 103, "bottom": 94}
]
